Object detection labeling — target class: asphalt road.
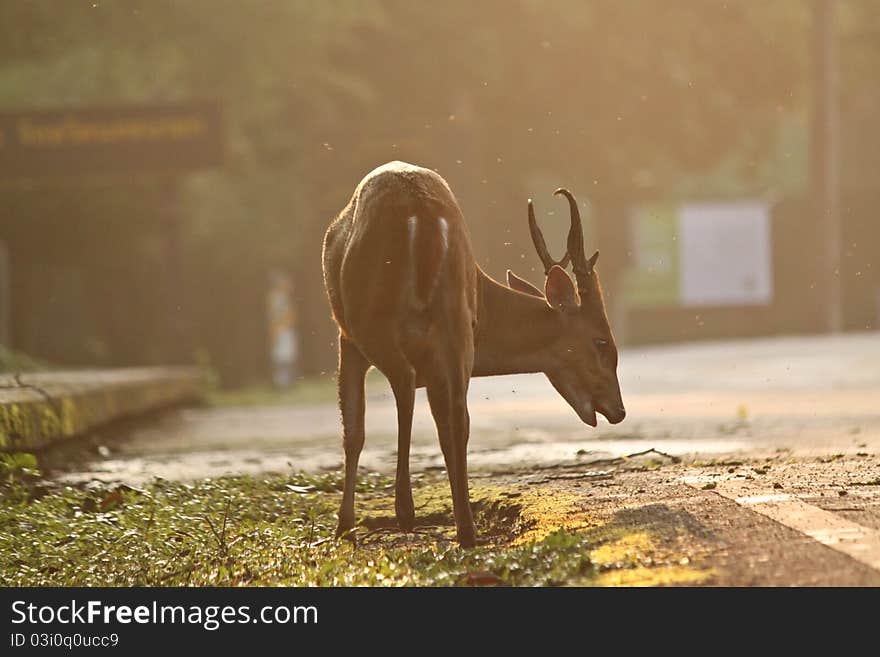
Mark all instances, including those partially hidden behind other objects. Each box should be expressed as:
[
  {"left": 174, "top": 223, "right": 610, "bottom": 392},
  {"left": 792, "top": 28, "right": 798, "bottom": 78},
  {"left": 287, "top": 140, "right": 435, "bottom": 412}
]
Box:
[{"left": 55, "top": 332, "right": 880, "bottom": 484}]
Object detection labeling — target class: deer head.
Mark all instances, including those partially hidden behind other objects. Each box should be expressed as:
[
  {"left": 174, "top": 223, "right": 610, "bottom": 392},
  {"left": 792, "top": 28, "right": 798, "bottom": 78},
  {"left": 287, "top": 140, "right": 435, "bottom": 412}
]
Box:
[{"left": 506, "top": 189, "right": 625, "bottom": 426}]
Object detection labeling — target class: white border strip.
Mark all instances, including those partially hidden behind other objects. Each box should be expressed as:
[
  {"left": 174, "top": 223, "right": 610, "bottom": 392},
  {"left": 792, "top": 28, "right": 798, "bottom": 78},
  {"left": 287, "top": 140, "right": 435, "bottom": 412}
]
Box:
[{"left": 683, "top": 478, "right": 880, "bottom": 571}]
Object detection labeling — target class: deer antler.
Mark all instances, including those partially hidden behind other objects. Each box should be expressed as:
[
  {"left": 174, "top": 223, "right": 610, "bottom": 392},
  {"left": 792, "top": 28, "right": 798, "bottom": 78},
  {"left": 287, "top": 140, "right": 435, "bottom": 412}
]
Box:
[
  {"left": 554, "top": 188, "right": 598, "bottom": 295},
  {"left": 528, "top": 198, "right": 571, "bottom": 275}
]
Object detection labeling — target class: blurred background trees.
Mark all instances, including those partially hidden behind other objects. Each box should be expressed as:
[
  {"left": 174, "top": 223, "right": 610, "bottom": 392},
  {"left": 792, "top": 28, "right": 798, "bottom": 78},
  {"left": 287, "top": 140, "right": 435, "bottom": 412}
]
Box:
[{"left": 0, "top": 1, "right": 876, "bottom": 384}]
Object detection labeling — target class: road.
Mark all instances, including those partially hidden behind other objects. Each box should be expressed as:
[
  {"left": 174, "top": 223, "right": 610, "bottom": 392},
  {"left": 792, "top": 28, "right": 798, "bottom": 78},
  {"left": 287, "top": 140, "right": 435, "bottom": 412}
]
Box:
[{"left": 55, "top": 332, "right": 880, "bottom": 483}]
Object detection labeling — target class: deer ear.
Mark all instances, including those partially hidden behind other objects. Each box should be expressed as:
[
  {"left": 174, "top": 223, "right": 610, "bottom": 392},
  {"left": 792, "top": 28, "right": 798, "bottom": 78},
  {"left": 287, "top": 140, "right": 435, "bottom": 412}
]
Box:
[
  {"left": 507, "top": 270, "right": 544, "bottom": 298},
  {"left": 544, "top": 265, "right": 578, "bottom": 310}
]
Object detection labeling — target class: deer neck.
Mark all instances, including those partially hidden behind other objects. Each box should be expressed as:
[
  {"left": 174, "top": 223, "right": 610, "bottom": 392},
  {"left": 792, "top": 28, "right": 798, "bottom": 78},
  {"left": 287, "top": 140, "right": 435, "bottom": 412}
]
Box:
[{"left": 472, "top": 269, "right": 559, "bottom": 377}]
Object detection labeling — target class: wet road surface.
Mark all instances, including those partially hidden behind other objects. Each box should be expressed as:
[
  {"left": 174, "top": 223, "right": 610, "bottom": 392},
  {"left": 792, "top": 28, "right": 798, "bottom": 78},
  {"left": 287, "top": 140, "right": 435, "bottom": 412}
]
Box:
[{"left": 54, "top": 333, "right": 880, "bottom": 485}]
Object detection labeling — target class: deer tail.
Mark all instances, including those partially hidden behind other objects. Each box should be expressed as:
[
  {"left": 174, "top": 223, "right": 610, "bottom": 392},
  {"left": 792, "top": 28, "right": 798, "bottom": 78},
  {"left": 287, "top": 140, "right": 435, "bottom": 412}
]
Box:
[{"left": 406, "top": 215, "right": 449, "bottom": 312}]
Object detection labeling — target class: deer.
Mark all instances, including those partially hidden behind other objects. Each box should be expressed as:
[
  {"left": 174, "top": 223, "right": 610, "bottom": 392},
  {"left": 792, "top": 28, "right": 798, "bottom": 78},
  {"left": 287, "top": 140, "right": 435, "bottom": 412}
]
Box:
[{"left": 322, "top": 161, "right": 625, "bottom": 547}]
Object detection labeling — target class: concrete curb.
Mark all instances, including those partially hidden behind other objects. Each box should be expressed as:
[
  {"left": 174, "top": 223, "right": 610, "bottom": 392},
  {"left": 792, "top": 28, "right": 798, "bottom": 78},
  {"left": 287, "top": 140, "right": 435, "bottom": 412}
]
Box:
[{"left": 0, "top": 367, "right": 202, "bottom": 451}]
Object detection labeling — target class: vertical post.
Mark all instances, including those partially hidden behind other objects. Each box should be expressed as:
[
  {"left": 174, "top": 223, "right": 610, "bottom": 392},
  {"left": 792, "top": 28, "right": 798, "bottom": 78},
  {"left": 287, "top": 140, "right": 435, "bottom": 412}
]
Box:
[
  {"left": 811, "top": 0, "right": 842, "bottom": 332},
  {"left": 267, "top": 269, "right": 298, "bottom": 388}
]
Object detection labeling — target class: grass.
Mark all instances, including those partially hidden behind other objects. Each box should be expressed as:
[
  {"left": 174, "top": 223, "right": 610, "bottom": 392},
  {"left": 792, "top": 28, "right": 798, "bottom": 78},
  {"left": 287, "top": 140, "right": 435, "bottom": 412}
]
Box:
[
  {"left": 0, "top": 455, "right": 711, "bottom": 587},
  {"left": 207, "top": 370, "right": 387, "bottom": 408},
  {"left": 0, "top": 346, "right": 47, "bottom": 374},
  {"left": 0, "top": 470, "right": 598, "bottom": 586}
]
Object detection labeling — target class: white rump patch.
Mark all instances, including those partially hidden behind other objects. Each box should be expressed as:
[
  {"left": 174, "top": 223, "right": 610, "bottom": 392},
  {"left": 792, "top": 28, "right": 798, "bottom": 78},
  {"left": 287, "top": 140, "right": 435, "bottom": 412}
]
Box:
[
  {"left": 407, "top": 216, "right": 449, "bottom": 255},
  {"left": 437, "top": 217, "right": 449, "bottom": 250},
  {"left": 407, "top": 216, "right": 419, "bottom": 257}
]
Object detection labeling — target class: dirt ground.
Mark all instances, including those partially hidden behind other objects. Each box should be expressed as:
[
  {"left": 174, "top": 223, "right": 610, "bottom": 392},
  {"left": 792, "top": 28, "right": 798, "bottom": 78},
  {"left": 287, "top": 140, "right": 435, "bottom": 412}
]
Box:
[
  {"left": 330, "top": 450, "right": 879, "bottom": 586},
  {"left": 41, "top": 333, "right": 880, "bottom": 585}
]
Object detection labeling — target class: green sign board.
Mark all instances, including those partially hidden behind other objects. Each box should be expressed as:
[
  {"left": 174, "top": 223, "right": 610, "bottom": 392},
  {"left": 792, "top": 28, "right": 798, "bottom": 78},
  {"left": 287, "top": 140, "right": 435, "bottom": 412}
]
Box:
[
  {"left": 0, "top": 101, "right": 222, "bottom": 178},
  {"left": 622, "top": 203, "right": 679, "bottom": 308}
]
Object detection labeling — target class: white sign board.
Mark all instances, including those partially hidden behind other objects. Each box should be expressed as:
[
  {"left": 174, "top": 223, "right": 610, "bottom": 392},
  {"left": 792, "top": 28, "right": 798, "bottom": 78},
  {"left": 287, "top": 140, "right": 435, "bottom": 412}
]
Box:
[{"left": 678, "top": 202, "right": 773, "bottom": 307}]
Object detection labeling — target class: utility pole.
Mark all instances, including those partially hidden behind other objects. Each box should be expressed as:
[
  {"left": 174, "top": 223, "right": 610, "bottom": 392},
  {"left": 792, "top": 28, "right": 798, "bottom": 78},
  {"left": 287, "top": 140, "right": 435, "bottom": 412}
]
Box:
[{"left": 811, "top": 0, "right": 842, "bottom": 333}]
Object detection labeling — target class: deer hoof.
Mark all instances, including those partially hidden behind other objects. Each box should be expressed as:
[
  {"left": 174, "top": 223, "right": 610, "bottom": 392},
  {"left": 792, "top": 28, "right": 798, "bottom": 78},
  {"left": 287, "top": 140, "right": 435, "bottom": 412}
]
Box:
[
  {"left": 395, "top": 493, "right": 416, "bottom": 532},
  {"left": 456, "top": 526, "right": 478, "bottom": 549},
  {"left": 335, "top": 517, "right": 357, "bottom": 543}
]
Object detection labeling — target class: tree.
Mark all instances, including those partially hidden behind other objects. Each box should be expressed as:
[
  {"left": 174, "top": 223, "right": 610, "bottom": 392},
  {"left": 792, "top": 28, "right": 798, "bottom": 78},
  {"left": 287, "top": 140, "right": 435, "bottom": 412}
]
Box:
[{"left": 0, "top": 1, "right": 821, "bottom": 380}]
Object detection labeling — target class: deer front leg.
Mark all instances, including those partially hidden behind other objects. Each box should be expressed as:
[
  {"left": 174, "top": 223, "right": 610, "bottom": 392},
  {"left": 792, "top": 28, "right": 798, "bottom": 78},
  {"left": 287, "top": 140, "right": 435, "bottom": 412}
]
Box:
[
  {"left": 426, "top": 374, "right": 477, "bottom": 548},
  {"left": 388, "top": 371, "right": 416, "bottom": 531},
  {"left": 336, "top": 336, "right": 370, "bottom": 539}
]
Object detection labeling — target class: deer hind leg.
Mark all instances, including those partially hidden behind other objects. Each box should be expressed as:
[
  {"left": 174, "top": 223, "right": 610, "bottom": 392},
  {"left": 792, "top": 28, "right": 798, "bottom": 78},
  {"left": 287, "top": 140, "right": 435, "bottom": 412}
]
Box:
[
  {"left": 335, "top": 335, "right": 370, "bottom": 539},
  {"left": 388, "top": 369, "right": 416, "bottom": 531},
  {"left": 425, "top": 366, "right": 477, "bottom": 548}
]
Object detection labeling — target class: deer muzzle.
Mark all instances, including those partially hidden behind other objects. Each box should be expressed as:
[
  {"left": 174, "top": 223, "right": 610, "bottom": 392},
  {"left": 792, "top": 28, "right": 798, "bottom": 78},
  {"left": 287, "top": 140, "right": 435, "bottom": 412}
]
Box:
[{"left": 596, "top": 402, "right": 626, "bottom": 425}]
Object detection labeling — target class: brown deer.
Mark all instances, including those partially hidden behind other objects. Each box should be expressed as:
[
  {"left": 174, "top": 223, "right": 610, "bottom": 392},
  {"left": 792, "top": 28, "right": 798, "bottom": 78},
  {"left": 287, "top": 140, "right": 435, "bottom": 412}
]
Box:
[{"left": 322, "top": 161, "right": 624, "bottom": 547}]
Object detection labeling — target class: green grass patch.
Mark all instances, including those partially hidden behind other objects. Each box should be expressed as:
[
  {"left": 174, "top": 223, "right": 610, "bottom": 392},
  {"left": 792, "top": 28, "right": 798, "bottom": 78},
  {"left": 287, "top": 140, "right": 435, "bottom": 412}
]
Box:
[
  {"left": 207, "top": 371, "right": 387, "bottom": 408},
  {"left": 0, "top": 471, "right": 600, "bottom": 586},
  {"left": 0, "top": 346, "right": 48, "bottom": 374},
  {"left": 1, "top": 464, "right": 714, "bottom": 587}
]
